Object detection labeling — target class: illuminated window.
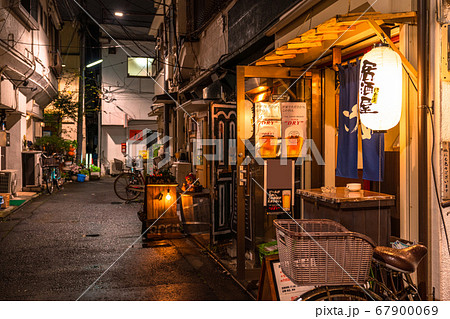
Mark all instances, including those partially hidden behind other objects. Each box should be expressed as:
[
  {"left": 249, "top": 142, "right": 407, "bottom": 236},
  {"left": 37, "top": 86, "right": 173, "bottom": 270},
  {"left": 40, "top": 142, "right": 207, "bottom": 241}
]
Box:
[{"left": 127, "top": 57, "right": 154, "bottom": 77}]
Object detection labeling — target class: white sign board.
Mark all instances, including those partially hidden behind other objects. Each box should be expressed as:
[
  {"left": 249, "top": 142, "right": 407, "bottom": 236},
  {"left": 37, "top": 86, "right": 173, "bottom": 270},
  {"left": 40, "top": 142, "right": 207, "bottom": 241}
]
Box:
[{"left": 272, "top": 261, "right": 312, "bottom": 301}]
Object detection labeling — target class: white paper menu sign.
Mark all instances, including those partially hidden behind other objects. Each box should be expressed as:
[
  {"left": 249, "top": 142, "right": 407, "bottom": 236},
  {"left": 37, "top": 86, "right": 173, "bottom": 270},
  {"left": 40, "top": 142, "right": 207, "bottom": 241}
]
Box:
[
  {"left": 255, "top": 102, "right": 281, "bottom": 158},
  {"left": 272, "top": 261, "right": 312, "bottom": 301},
  {"left": 281, "top": 102, "right": 307, "bottom": 158}
]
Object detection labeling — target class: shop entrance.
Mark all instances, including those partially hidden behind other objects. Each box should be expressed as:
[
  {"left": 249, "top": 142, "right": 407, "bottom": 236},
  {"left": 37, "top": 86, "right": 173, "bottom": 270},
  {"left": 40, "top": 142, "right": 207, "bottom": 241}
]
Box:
[{"left": 235, "top": 66, "right": 322, "bottom": 280}]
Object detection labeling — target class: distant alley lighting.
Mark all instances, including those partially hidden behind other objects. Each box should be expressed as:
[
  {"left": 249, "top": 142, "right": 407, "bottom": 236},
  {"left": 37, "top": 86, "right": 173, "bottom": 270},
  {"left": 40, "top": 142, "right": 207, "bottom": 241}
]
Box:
[
  {"left": 62, "top": 64, "right": 66, "bottom": 67},
  {"left": 86, "top": 59, "right": 103, "bottom": 68},
  {"left": 114, "top": 12, "right": 124, "bottom": 17},
  {"left": 25, "top": 115, "right": 31, "bottom": 120},
  {"left": 40, "top": 122, "right": 45, "bottom": 127}
]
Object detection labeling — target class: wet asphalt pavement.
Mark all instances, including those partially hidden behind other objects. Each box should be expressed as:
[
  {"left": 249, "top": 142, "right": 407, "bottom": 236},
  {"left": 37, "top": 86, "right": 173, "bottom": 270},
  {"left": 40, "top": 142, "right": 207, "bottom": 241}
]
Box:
[{"left": 0, "top": 178, "right": 252, "bottom": 301}]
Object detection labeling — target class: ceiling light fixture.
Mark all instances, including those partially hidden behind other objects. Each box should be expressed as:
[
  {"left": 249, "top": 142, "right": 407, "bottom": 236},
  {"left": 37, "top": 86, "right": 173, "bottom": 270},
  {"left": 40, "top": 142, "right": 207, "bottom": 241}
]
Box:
[{"left": 114, "top": 12, "right": 124, "bottom": 17}]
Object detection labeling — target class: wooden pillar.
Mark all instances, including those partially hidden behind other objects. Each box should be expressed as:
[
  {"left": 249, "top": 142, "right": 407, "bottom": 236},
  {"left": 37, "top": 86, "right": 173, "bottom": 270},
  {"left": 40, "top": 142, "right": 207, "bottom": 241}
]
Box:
[
  {"left": 311, "top": 70, "right": 323, "bottom": 188},
  {"left": 333, "top": 47, "right": 341, "bottom": 162},
  {"left": 236, "top": 66, "right": 246, "bottom": 280}
]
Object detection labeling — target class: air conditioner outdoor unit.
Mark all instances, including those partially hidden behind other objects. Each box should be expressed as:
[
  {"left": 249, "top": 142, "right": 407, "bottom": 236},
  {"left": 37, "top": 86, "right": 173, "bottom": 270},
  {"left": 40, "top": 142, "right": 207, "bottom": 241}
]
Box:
[
  {"left": 0, "top": 170, "right": 18, "bottom": 196},
  {"left": 110, "top": 159, "right": 124, "bottom": 176}
]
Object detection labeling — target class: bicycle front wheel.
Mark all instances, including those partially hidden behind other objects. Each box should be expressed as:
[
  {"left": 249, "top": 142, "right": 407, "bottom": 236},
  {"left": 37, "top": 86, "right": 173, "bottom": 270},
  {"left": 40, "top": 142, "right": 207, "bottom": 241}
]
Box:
[
  {"left": 45, "top": 171, "right": 54, "bottom": 194},
  {"left": 114, "top": 173, "right": 141, "bottom": 201},
  {"left": 299, "top": 286, "right": 382, "bottom": 301}
]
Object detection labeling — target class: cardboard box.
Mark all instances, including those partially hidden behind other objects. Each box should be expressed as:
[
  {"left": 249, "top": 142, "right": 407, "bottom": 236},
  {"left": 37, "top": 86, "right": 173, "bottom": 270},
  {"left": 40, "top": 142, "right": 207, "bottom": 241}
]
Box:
[{"left": 0, "top": 193, "right": 10, "bottom": 209}]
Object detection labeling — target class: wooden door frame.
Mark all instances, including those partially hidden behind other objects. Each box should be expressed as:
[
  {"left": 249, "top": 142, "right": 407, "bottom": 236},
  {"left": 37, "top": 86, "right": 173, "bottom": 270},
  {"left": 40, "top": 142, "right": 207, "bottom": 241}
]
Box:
[{"left": 236, "top": 65, "right": 313, "bottom": 279}]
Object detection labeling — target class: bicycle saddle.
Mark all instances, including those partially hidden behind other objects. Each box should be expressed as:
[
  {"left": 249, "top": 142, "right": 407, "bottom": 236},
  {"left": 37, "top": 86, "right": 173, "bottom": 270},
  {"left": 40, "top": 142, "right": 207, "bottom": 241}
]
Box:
[{"left": 373, "top": 244, "right": 427, "bottom": 273}]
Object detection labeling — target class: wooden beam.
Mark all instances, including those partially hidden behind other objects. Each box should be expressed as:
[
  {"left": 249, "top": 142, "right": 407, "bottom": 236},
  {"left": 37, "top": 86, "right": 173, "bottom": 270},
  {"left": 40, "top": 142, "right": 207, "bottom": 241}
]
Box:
[
  {"left": 366, "top": 18, "right": 418, "bottom": 86},
  {"left": 276, "top": 49, "right": 308, "bottom": 55},
  {"left": 317, "top": 25, "right": 356, "bottom": 33},
  {"left": 287, "top": 42, "right": 322, "bottom": 49},
  {"left": 288, "top": 37, "right": 322, "bottom": 44},
  {"left": 300, "top": 34, "right": 339, "bottom": 42},
  {"left": 332, "top": 47, "right": 341, "bottom": 71},
  {"left": 265, "top": 54, "right": 296, "bottom": 60},
  {"left": 236, "top": 66, "right": 246, "bottom": 280},
  {"left": 256, "top": 59, "right": 285, "bottom": 66},
  {"left": 337, "top": 11, "right": 416, "bottom": 23}
]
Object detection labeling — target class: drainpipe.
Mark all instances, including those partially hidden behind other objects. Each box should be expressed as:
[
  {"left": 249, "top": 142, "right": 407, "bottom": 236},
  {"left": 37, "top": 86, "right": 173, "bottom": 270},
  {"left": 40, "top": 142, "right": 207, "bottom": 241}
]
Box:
[
  {"left": 163, "top": 0, "right": 170, "bottom": 156},
  {"left": 417, "top": 0, "right": 430, "bottom": 300},
  {"left": 76, "top": 2, "right": 86, "bottom": 163}
]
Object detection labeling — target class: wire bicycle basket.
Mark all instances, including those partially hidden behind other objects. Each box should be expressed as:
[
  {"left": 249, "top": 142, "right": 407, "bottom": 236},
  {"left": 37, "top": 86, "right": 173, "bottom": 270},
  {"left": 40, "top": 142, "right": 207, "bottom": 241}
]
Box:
[
  {"left": 274, "top": 219, "right": 375, "bottom": 286},
  {"left": 42, "top": 157, "right": 60, "bottom": 167}
]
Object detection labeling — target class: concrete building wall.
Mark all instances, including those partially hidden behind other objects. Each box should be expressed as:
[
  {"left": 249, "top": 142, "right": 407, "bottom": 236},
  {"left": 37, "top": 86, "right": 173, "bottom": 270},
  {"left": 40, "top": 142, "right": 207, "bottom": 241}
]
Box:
[
  {"left": 100, "top": 40, "right": 157, "bottom": 171},
  {"left": 1, "top": 0, "right": 61, "bottom": 191}
]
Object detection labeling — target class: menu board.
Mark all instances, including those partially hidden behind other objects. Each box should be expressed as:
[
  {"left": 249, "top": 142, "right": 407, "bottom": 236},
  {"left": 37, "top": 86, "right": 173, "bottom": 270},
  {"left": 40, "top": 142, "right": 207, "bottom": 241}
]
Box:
[
  {"left": 255, "top": 102, "right": 281, "bottom": 158},
  {"left": 255, "top": 102, "right": 307, "bottom": 159},
  {"left": 272, "top": 261, "right": 312, "bottom": 301},
  {"left": 281, "top": 102, "right": 307, "bottom": 158},
  {"left": 267, "top": 189, "right": 292, "bottom": 214}
]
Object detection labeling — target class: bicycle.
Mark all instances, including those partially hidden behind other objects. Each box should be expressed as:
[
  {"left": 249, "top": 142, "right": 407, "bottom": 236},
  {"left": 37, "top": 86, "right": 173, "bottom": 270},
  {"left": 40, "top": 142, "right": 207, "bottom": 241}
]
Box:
[
  {"left": 41, "top": 153, "right": 63, "bottom": 194},
  {"left": 274, "top": 219, "right": 427, "bottom": 301},
  {"left": 113, "top": 156, "right": 145, "bottom": 201}
]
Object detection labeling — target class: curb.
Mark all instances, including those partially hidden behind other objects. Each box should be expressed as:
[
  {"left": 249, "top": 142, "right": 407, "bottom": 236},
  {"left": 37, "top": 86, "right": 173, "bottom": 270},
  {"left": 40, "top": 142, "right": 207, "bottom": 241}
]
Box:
[{"left": 0, "top": 193, "right": 42, "bottom": 220}]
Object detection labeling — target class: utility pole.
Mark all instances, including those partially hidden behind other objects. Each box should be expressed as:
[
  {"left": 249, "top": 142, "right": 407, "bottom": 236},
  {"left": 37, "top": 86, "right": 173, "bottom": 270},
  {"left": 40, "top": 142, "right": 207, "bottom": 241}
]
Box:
[{"left": 76, "top": 1, "right": 86, "bottom": 163}]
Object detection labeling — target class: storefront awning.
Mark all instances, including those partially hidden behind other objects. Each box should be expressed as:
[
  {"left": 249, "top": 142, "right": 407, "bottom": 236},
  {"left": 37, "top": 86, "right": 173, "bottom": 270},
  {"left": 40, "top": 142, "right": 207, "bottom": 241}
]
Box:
[
  {"left": 176, "top": 99, "right": 211, "bottom": 114},
  {"left": 254, "top": 11, "right": 417, "bottom": 85},
  {"left": 152, "top": 93, "right": 178, "bottom": 104}
]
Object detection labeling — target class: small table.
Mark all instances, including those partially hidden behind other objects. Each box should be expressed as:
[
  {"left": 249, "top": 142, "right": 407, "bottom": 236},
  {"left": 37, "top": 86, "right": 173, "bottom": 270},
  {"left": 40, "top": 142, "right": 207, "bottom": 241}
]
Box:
[{"left": 297, "top": 187, "right": 395, "bottom": 246}]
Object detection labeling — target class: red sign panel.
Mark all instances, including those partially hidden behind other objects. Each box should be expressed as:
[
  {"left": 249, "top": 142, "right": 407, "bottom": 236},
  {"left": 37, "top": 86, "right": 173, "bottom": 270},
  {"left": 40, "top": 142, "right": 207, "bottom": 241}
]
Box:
[{"left": 129, "top": 129, "right": 143, "bottom": 141}]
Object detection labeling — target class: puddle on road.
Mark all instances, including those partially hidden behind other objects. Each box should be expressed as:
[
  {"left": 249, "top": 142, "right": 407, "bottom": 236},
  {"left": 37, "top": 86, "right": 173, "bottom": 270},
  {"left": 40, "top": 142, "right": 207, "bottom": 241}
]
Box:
[{"left": 142, "top": 240, "right": 172, "bottom": 248}]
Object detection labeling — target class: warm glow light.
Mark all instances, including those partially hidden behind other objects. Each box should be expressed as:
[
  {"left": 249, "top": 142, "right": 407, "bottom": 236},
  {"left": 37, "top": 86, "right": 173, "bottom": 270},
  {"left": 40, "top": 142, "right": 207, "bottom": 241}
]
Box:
[
  {"left": 165, "top": 190, "right": 172, "bottom": 201},
  {"left": 114, "top": 12, "right": 124, "bottom": 17},
  {"left": 40, "top": 122, "right": 45, "bottom": 127},
  {"left": 359, "top": 44, "right": 402, "bottom": 131},
  {"left": 254, "top": 92, "right": 268, "bottom": 103},
  {"left": 25, "top": 115, "right": 30, "bottom": 120}
]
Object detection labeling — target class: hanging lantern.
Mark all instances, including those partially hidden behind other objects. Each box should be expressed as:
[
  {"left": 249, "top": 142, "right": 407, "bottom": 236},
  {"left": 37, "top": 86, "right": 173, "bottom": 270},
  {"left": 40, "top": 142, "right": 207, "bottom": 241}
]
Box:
[{"left": 359, "top": 43, "right": 402, "bottom": 131}]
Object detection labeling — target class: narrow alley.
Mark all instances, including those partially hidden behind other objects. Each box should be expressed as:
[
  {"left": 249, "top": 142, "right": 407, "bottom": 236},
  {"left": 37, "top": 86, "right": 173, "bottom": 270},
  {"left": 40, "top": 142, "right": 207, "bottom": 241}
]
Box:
[{"left": 0, "top": 179, "right": 251, "bottom": 301}]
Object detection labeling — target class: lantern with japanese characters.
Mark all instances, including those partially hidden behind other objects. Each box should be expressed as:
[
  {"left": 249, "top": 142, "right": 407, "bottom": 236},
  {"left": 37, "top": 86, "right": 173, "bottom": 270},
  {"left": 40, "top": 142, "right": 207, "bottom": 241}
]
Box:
[{"left": 359, "top": 43, "right": 402, "bottom": 131}]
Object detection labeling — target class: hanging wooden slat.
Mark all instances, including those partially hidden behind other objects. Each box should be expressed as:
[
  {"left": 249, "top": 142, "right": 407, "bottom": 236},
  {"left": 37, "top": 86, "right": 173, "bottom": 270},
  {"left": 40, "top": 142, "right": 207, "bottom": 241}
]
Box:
[
  {"left": 265, "top": 54, "right": 296, "bottom": 60},
  {"left": 256, "top": 59, "right": 286, "bottom": 66},
  {"left": 287, "top": 42, "right": 322, "bottom": 49},
  {"left": 276, "top": 49, "right": 308, "bottom": 55},
  {"left": 288, "top": 37, "right": 322, "bottom": 44},
  {"left": 302, "top": 34, "right": 340, "bottom": 41},
  {"left": 316, "top": 25, "right": 356, "bottom": 33}
]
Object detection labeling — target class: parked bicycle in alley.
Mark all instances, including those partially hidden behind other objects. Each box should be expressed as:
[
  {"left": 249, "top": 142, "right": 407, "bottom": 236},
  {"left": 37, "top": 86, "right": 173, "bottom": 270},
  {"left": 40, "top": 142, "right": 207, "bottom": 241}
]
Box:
[
  {"left": 113, "top": 156, "right": 145, "bottom": 201},
  {"left": 273, "top": 219, "right": 428, "bottom": 301},
  {"left": 40, "top": 153, "right": 63, "bottom": 194}
]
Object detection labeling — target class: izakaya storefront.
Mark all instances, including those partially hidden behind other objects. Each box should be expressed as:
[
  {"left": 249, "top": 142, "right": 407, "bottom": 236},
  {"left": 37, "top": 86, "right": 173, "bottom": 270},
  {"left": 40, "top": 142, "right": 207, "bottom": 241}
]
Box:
[{"left": 231, "top": 9, "right": 439, "bottom": 299}]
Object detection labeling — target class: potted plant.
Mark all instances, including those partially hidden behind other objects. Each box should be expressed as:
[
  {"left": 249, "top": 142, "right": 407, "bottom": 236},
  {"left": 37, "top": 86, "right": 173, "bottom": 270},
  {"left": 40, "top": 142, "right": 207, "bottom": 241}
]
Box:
[
  {"left": 69, "top": 163, "right": 81, "bottom": 181},
  {"left": 90, "top": 165, "right": 101, "bottom": 180},
  {"left": 79, "top": 168, "right": 89, "bottom": 182}
]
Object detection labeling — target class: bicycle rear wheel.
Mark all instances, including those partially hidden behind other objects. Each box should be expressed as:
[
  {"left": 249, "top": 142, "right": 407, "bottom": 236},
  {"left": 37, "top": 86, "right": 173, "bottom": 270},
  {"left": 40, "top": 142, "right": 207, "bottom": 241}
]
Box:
[
  {"left": 114, "top": 173, "right": 141, "bottom": 201},
  {"left": 299, "top": 286, "right": 382, "bottom": 301},
  {"left": 54, "top": 167, "right": 63, "bottom": 190}
]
